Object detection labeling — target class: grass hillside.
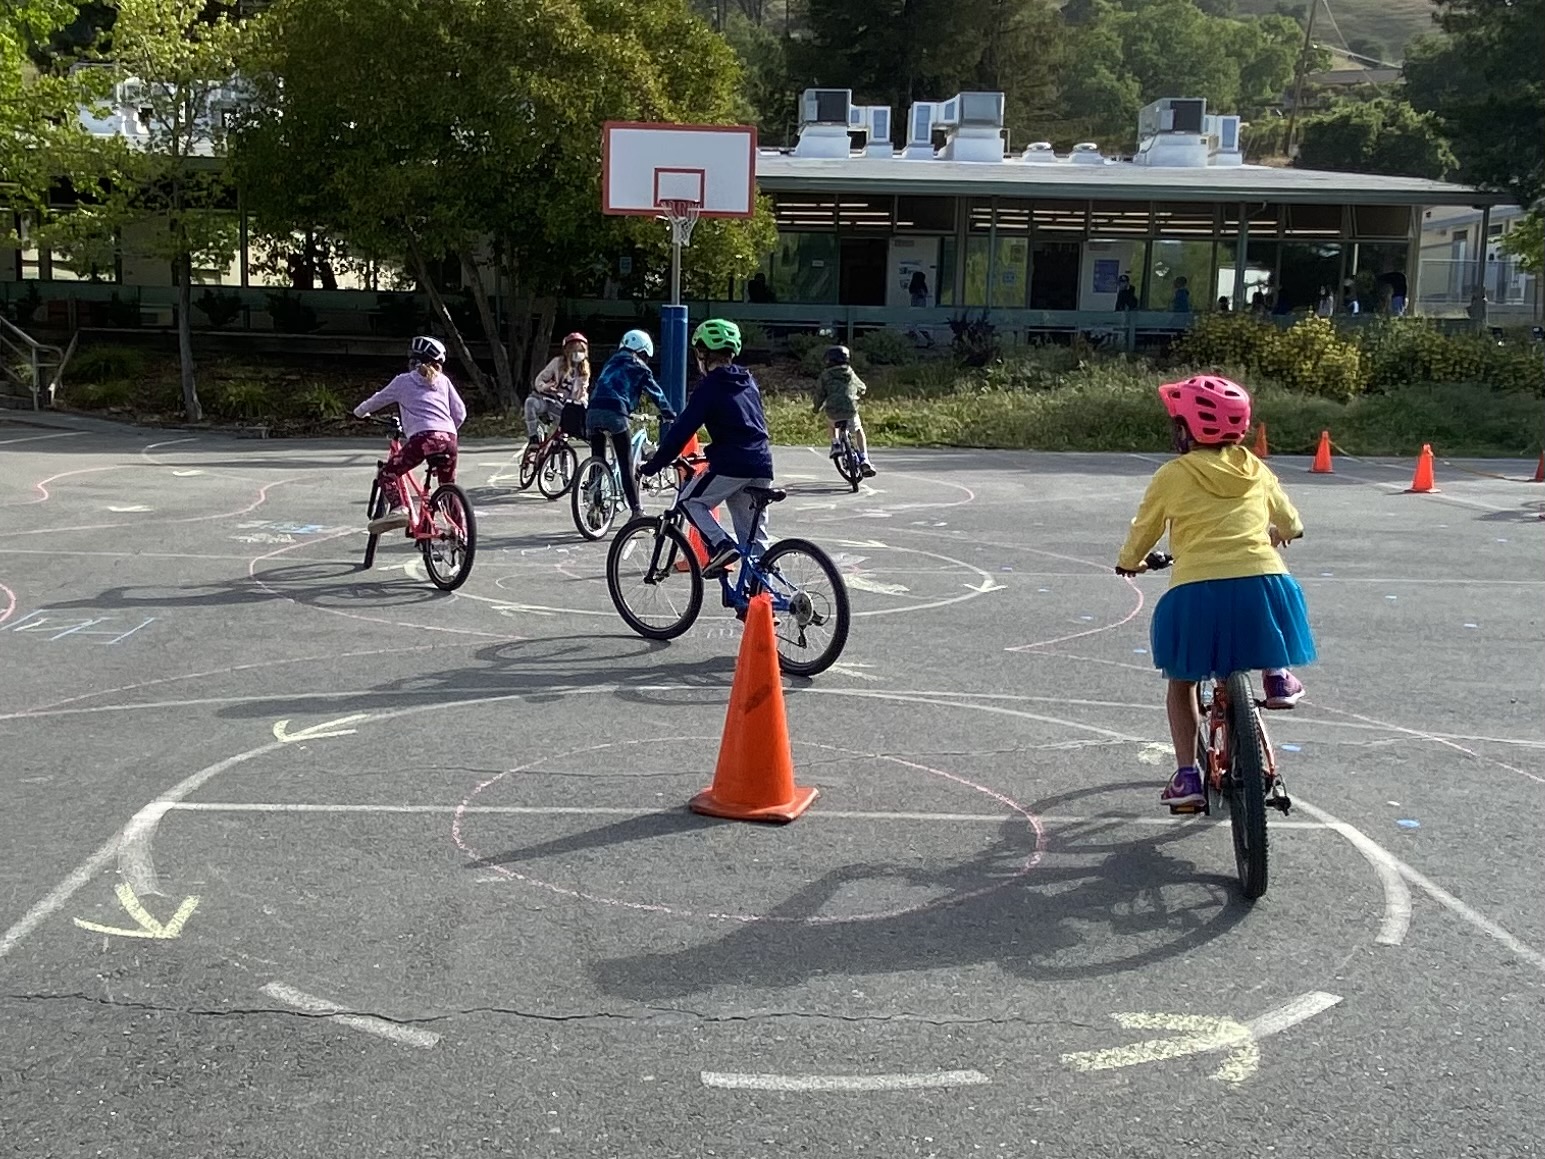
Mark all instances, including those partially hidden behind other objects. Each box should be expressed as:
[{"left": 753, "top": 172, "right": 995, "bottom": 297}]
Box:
[{"left": 1237, "top": 0, "right": 1436, "bottom": 62}]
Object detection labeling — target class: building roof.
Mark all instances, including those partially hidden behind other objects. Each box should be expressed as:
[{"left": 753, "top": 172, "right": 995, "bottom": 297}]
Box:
[{"left": 753, "top": 153, "right": 1508, "bottom": 207}]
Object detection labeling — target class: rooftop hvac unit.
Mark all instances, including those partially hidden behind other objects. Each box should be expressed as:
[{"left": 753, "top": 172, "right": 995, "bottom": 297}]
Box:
[
  {"left": 1138, "top": 97, "right": 1208, "bottom": 141},
  {"left": 801, "top": 88, "right": 852, "bottom": 127},
  {"left": 848, "top": 105, "right": 893, "bottom": 150},
  {"left": 902, "top": 101, "right": 939, "bottom": 159}
]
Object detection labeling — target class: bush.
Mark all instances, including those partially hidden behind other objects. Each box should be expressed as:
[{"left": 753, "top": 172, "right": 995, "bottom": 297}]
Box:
[
  {"left": 196, "top": 288, "right": 244, "bottom": 329},
  {"left": 785, "top": 332, "right": 828, "bottom": 362},
  {"left": 1358, "top": 318, "right": 1544, "bottom": 395},
  {"left": 1176, "top": 314, "right": 1363, "bottom": 399},
  {"left": 265, "top": 290, "right": 319, "bottom": 334},
  {"left": 287, "top": 383, "right": 348, "bottom": 421},
  {"left": 208, "top": 380, "right": 273, "bottom": 420},
  {"left": 737, "top": 321, "right": 769, "bottom": 349},
  {"left": 855, "top": 328, "right": 917, "bottom": 366},
  {"left": 70, "top": 345, "right": 149, "bottom": 384},
  {"left": 950, "top": 311, "right": 1000, "bottom": 367},
  {"left": 72, "top": 380, "right": 135, "bottom": 410}
]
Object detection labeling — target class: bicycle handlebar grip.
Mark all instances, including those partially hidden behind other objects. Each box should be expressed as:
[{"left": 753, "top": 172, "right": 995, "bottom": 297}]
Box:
[{"left": 1144, "top": 551, "right": 1174, "bottom": 570}]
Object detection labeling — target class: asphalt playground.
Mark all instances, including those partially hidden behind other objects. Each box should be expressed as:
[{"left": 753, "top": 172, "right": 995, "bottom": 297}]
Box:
[{"left": 1, "top": 410, "right": 1541, "bottom": 1158}]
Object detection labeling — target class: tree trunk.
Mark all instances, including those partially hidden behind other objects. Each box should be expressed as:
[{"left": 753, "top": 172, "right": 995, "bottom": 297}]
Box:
[
  {"left": 405, "top": 233, "right": 494, "bottom": 407},
  {"left": 458, "top": 251, "right": 516, "bottom": 411},
  {"left": 503, "top": 244, "right": 535, "bottom": 401},
  {"left": 527, "top": 296, "right": 557, "bottom": 393},
  {"left": 175, "top": 254, "right": 202, "bottom": 423}
]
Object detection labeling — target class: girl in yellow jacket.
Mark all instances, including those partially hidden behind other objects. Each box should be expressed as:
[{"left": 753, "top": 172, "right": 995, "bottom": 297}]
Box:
[{"left": 1115, "top": 375, "right": 1316, "bottom": 810}]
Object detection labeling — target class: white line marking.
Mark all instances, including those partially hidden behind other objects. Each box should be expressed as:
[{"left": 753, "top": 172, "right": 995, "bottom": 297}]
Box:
[
  {"left": 260, "top": 982, "right": 440, "bottom": 1049},
  {"left": 1246, "top": 990, "right": 1343, "bottom": 1039},
  {"left": 1293, "top": 799, "right": 1412, "bottom": 946},
  {"left": 163, "top": 801, "right": 1329, "bottom": 828},
  {"left": 0, "top": 430, "right": 87, "bottom": 446},
  {"left": 701, "top": 1070, "right": 989, "bottom": 1091}
]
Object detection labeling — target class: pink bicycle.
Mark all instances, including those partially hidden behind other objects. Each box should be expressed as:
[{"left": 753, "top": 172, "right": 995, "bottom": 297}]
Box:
[{"left": 360, "top": 416, "right": 477, "bottom": 591}]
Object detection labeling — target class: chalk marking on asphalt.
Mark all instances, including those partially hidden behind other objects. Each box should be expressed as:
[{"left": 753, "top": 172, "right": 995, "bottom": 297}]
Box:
[
  {"left": 16, "top": 477, "right": 294, "bottom": 537},
  {"left": 0, "top": 548, "right": 257, "bottom": 562},
  {"left": 0, "top": 430, "right": 87, "bottom": 446},
  {"left": 272, "top": 713, "right": 372, "bottom": 743},
  {"left": 963, "top": 578, "right": 1006, "bottom": 594},
  {"left": 0, "top": 581, "right": 14, "bottom": 626},
  {"left": 1307, "top": 700, "right": 1545, "bottom": 787},
  {"left": 259, "top": 982, "right": 441, "bottom": 1049},
  {"left": 72, "top": 882, "right": 199, "bottom": 940},
  {"left": 106, "top": 504, "right": 152, "bottom": 513},
  {"left": 701, "top": 1070, "right": 989, "bottom": 1092},
  {"left": 827, "top": 662, "right": 881, "bottom": 681},
  {"left": 1061, "top": 992, "right": 1341, "bottom": 1085},
  {"left": 1293, "top": 799, "right": 1412, "bottom": 946}
]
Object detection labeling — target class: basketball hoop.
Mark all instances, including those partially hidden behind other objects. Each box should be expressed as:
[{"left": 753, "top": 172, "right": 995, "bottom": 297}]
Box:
[{"left": 657, "top": 199, "right": 702, "bottom": 249}]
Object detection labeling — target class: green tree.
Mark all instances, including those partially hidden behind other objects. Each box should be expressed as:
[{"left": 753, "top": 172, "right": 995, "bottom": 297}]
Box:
[
  {"left": 721, "top": 12, "right": 797, "bottom": 142},
  {"left": 236, "top": 0, "right": 775, "bottom": 410},
  {"left": 1500, "top": 210, "right": 1542, "bottom": 277},
  {"left": 1295, "top": 96, "right": 1457, "bottom": 179},
  {"left": 1403, "top": 0, "right": 1545, "bottom": 206}
]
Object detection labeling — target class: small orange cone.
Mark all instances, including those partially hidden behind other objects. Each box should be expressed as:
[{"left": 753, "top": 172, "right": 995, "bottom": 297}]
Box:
[
  {"left": 1406, "top": 444, "right": 1439, "bottom": 493},
  {"left": 675, "top": 433, "right": 715, "bottom": 572},
  {"left": 1533, "top": 452, "right": 1543, "bottom": 483},
  {"left": 688, "top": 594, "right": 817, "bottom": 823},
  {"left": 1252, "top": 423, "right": 1269, "bottom": 458},
  {"left": 1310, "top": 430, "right": 1333, "bottom": 473}
]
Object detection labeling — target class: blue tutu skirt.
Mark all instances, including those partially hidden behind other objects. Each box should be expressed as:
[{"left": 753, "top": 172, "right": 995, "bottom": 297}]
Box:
[{"left": 1150, "top": 574, "right": 1316, "bottom": 682}]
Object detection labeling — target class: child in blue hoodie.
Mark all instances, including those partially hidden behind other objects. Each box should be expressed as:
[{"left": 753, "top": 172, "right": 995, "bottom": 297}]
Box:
[{"left": 639, "top": 318, "right": 775, "bottom": 578}]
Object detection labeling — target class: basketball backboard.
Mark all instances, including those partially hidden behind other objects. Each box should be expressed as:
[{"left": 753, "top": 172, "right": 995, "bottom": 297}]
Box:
[{"left": 602, "top": 122, "right": 758, "bottom": 219}]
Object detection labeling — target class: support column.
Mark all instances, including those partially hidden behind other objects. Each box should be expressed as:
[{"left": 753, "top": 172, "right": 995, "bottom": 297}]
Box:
[
  {"left": 1231, "top": 204, "right": 1249, "bottom": 312},
  {"left": 1472, "top": 203, "right": 1492, "bottom": 333},
  {"left": 1405, "top": 205, "right": 1423, "bottom": 316}
]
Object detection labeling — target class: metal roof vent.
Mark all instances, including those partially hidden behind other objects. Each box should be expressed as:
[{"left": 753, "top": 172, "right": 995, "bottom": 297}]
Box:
[
  {"left": 936, "top": 91, "right": 1006, "bottom": 163},
  {"left": 1022, "top": 141, "right": 1058, "bottom": 163},
  {"left": 1070, "top": 142, "right": 1105, "bottom": 165}
]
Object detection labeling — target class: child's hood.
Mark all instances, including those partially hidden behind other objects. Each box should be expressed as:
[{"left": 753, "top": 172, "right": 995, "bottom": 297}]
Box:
[
  {"left": 703, "top": 363, "right": 756, "bottom": 392},
  {"left": 1174, "top": 445, "right": 1265, "bottom": 498},
  {"left": 822, "top": 365, "right": 857, "bottom": 385}
]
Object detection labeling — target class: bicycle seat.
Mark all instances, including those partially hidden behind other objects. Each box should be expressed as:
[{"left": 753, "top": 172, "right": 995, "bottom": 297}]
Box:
[
  {"left": 746, "top": 486, "right": 787, "bottom": 505},
  {"left": 425, "top": 452, "right": 453, "bottom": 469}
]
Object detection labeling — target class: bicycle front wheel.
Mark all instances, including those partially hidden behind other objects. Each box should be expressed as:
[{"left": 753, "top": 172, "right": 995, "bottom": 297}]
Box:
[
  {"left": 835, "top": 440, "right": 863, "bottom": 492},
  {"left": 421, "top": 483, "right": 477, "bottom": 591},
  {"left": 517, "top": 446, "right": 540, "bottom": 490},
  {"left": 757, "top": 538, "right": 851, "bottom": 677},
  {"left": 606, "top": 517, "right": 702, "bottom": 639},
  {"left": 571, "top": 456, "right": 619, "bottom": 540},
  {"left": 1224, "top": 671, "right": 1269, "bottom": 900},
  {"left": 361, "top": 478, "right": 385, "bottom": 570},
  {"left": 537, "top": 443, "right": 578, "bottom": 500}
]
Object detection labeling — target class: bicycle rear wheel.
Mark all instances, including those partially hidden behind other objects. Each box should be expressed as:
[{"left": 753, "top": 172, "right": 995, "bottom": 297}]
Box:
[
  {"left": 537, "top": 443, "right": 577, "bottom": 500},
  {"left": 756, "top": 538, "right": 851, "bottom": 677},
  {"left": 361, "top": 479, "right": 385, "bottom": 570},
  {"left": 571, "top": 456, "right": 619, "bottom": 540},
  {"left": 1224, "top": 671, "right": 1269, "bottom": 900},
  {"left": 606, "top": 517, "right": 702, "bottom": 639},
  {"left": 421, "top": 483, "right": 477, "bottom": 591}
]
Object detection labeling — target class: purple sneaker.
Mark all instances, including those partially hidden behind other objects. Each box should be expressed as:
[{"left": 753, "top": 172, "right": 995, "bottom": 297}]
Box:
[
  {"left": 1161, "top": 766, "right": 1205, "bottom": 810},
  {"left": 1263, "top": 671, "right": 1305, "bottom": 709}
]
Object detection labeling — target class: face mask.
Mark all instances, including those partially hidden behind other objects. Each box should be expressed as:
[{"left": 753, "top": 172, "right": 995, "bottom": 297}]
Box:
[{"left": 570, "top": 350, "right": 585, "bottom": 364}]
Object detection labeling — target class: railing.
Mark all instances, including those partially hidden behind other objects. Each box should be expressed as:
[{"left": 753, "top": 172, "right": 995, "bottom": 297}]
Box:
[{"left": 0, "top": 316, "right": 73, "bottom": 410}]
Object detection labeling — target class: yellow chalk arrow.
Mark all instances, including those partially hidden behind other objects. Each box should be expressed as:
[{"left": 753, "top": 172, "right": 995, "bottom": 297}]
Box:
[
  {"left": 74, "top": 883, "right": 200, "bottom": 940},
  {"left": 1061, "top": 1011, "right": 1260, "bottom": 1084},
  {"left": 272, "top": 713, "right": 371, "bottom": 743}
]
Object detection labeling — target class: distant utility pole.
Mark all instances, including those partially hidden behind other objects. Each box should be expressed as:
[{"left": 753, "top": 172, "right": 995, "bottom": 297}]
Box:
[{"left": 1284, "top": 0, "right": 1321, "bottom": 157}]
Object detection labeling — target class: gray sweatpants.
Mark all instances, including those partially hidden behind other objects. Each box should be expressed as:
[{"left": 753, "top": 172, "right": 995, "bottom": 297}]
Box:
[
  {"left": 524, "top": 393, "right": 563, "bottom": 438},
  {"left": 680, "top": 470, "right": 773, "bottom": 560}
]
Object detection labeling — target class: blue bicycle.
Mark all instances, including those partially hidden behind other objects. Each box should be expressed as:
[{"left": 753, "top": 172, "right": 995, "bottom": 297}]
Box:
[
  {"left": 605, "top": 457, "right": 852, "bottom": 676},
  {"left": 570, "top": 416, "right": 668, "bottom": 541}
]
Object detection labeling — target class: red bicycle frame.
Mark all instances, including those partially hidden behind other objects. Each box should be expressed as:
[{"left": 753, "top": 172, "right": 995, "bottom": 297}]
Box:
[{"left": 379, "top": 429, "right": 454, "bottom": 541}]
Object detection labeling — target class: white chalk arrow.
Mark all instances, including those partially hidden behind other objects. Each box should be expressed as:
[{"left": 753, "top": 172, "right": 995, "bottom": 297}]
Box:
[
  {"left": 796, "top": 502, "right": 838, "bottom": 512},
  {"left": 963, "top": 578, "right": 1006, "bottom": 594},
  {"left": 171, "top": 469, "right": 204, "bottom": 477},
  {"left": 107, "top": 504, "right": 152, "bottom": 513},
  {"left": 1062, "top": 992, "right": 1342, "bottom": 1085},
  {"left": 272, "top": 713, "right": 371, "bottom": 743},
  {"left": 827, "top": 662, "right": 880, "bottom": 681},
  {"left": 74, "top": 883, "right": 199, "bottom": 940},
  {"left": 835, "top": 539, "right": 888, "bottom": 549},
  {"left": 847, "top": 575, "right": 910, "bottom": 596}
]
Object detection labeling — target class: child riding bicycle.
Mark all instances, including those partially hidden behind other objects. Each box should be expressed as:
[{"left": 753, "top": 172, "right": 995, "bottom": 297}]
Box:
[
  {"left": 587, "top": 329, "right": 675, "bottom": 521},
  {"left": 526, "top": 331, "right": 590, "bottom": 446},
  {"left": 353, "top": 335, "right": 467, "bottom": 535},
  {"left": 1114, "top": 375, "right": 1316, "bottom": 811},
  {"left": 813, "top": 344, "right": 875, "bottom": 477},
  {"left": 639, "top": 318, "right": 775, "bottom": 580}
]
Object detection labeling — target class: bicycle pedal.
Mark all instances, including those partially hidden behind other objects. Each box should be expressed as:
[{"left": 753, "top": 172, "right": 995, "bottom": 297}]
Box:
[{"left": 1168, "top": 804, "right": 1205, "bottom": 815}]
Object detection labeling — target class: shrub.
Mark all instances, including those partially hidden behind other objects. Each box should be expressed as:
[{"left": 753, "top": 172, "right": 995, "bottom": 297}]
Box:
[
  {"left": 196, "top": 288, "right": 244, "bottom": 329},
  {"left": 1176, "top": 314, "right": 1362, "bottom": 399},
  {"left": 208, "top": 380, "right": 273, "bottom": 420},
  {"left": 949, "top": 311, "right": 1000, "bottom": 367},
  {"left": 1357, "top": 318, "right": 1544, "bottom": 395},
  {"left": 288, "top": 383, "right": 348, "bottom": 421},
  {"left": 855, "top": 327, "right": 916, "bottom": 366},
  {"left": 265, "top": 290, "right": 320, "bottom": 334},
  {"left": 70, "top": 345, "right": 149, "bottom": 383},
  {"left": 737, "top": 321, "right": 769, "bottom": 349},
  {"left": 73, "top": 380, "right": 135, "bottom": 409},
  {"left": 785, "top": 331, "right": 827, "bottom": 362}
]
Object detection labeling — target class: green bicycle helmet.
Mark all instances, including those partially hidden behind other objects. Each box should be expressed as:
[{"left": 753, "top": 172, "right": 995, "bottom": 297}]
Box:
[{"left": 691, "top": 318, "right": 742, "bottom": 356}]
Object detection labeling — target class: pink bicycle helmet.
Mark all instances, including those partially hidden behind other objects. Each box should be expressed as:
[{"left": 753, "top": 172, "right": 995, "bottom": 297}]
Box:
[
  {"left": 562, "top": 331, "right": 588, "bottom": 347},
  {"left": 1158, "top": 375, "right": 1251, "bottom": 444}
]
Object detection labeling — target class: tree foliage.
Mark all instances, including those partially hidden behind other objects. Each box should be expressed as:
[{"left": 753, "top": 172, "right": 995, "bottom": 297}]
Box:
[
  {"left": 236, "top": 0, "right": 774, "bottom": 409},
  {"left": 1295, "top": 96, "right": 1457, "bottom": 180},
  {"left": 1403, "top": 0, "right": 1545, "bottom": 205},
  {"left": 1499, "top": 210, "right": 1542, "bottom": 277}
]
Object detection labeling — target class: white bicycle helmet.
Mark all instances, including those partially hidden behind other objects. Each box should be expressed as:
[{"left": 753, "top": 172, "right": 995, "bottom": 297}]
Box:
[
  {"left": 619, "top": 330, "right": 654, "bottom": 358},
  {"left": 410, "top": 335, "right": 447, "bottom": 364}
]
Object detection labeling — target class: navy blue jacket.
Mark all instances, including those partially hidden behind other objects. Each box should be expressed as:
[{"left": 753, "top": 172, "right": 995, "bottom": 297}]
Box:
[
  {"left": 588, "top": 350, "right": 673, "bottom": 419},
  {"left": 645, "top": 363, "right": 774, "bottom": 479}
]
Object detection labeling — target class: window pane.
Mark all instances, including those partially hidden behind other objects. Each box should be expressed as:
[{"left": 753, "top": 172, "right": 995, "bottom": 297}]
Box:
[
  {"left": 895, "top": 196, "right": 956, "bottom": 232},
  {"left": 837, "top": 195, "right": 893, "bottom": 231},
  {"left": 1089, "top": 201, "right": 1150, "bottom": 235},
  {"left": 1152, "top": 203, "right": 1217, "bottom": 237},
  {"left": 771, "top": 194, "right": 837, "bottom": 230},
  {"left": 1149, "top": 239, "right": 1212, "bottom": 312},
  {"left": 1034, "top": 199, "right": 1086, "bottom": 234},
  {"left": 768, "top": 232, "right": 838, "bottom": 304},
  {"left": 1353, "top": 205, "right": 1412, "bottom": 239},
  {"left": 1286, "top": 204, "right": 1343, "bottom": 238}
]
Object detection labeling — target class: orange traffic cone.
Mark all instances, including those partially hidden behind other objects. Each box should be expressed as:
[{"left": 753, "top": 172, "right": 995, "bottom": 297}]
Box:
[
  {"left": 1532, "top": 452, "right": 1543, "bottom": 483},
  {"left": 675, "top": 433, "right": 714, "bottom": 572},
  {"left": 688, "top": 594, "right": 817, "bottom": 823},
  {"left": 1252, "top": 423, "right": 1269, "bottom": 458},
  {"left": 1310, "top": 430, "right": 1333, "bottom": 473},
  {"left": 1406, "top": 444, "right": 1439, "bottom": 493}
]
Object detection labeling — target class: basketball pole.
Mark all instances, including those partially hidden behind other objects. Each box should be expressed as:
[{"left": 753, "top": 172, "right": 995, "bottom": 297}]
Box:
[{"left": 661, "top": 230, "right": 689, "bottom": 416}]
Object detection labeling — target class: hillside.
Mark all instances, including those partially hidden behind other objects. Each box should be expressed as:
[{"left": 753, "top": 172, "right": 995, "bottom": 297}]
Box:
[{"left": 1237, "top": 0, "right": 1436, "bottom": 63}]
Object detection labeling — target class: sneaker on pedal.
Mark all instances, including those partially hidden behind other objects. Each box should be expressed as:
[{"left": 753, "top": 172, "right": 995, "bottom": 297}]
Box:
[
  {"left": 860, "top": 460, "right": 876, "bottom": 477},
  {"left": 829, "top": 441, "right": 842, "bottom": 458},
  {"left": 702, "top": 543, "right": 740, "bottom": 578},
  {"left": 1263, "top": 671, "right": 1305, "bottom": 709},
  {"left": 1160, "top": 766, "right": 1205, "bottom": 810},
  {"left": 368, "top": 506, "right": 410, "bottom": 534}
]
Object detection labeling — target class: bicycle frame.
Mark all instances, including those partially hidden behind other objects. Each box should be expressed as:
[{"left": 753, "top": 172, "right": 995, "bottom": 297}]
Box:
[
  {"left": 659, "top": 462, "right": 795, "bottom": 615},
  {"left": 379, "top": 429, "right": 451, "bottom": 541},
  {"left": 1196, "top": 677, "right": 1283, "bottom": 806}
]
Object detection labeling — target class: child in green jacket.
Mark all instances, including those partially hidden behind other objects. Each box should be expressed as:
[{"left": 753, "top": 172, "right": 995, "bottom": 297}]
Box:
[{"left": 812, "top": 345, "right": 875, "bottom": 477}]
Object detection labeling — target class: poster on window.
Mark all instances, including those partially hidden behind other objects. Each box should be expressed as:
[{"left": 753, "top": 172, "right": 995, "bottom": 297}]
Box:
[{"left": 1092, "top": 259, "right": 1121, "bottom": 294}]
